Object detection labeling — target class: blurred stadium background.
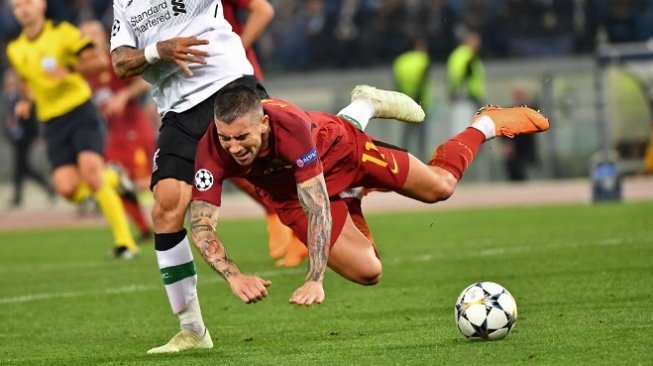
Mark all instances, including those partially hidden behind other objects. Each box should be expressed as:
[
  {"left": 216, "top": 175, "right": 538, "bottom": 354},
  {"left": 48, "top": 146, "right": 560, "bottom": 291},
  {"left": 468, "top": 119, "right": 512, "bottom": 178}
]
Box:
[{"left": 1, "top": 0, "right": 652, "bottom": 191}]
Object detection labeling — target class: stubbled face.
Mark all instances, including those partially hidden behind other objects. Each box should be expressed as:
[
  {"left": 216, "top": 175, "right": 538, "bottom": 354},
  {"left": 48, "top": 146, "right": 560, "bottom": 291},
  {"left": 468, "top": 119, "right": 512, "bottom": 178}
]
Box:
[
  {"left": 216, "top": 112, "right": 269, "bottom": 166},
  {"left": 11, "top": 0, "right": 46, "bottom": 28}
]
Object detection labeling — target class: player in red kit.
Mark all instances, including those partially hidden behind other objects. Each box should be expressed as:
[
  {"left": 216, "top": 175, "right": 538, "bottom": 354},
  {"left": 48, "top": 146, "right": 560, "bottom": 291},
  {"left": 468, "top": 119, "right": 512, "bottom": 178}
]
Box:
[
  {"left": 81, "top": 20, "right": 156, "bottom": 241},
  {"left": 189, "top": 84, "right": 549, "bottom": 305}
]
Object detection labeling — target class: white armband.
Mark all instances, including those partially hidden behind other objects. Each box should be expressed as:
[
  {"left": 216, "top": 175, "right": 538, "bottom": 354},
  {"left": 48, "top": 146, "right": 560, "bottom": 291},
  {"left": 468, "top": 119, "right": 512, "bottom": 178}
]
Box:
[{"left": 144, "top": 43, "right": 160, "bottom": 64}]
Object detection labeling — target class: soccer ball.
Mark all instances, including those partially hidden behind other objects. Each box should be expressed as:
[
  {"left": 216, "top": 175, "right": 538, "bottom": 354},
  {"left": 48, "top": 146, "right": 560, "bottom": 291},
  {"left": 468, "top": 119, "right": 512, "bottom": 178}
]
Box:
[{"left": 454, "top": 281, "right": 517, "bottom": 341}]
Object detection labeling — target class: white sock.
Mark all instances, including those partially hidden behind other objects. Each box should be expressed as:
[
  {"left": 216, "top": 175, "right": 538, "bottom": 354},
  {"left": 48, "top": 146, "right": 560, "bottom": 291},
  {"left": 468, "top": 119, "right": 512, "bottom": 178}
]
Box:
[
  {"left": 471, "top": 115, "right": 496, "bottom": 140},
  {"left": 179, "top": 296, "right": 205, "bottom": 334},
  {"left": 156, "top": 235, "right": 201, "bottom": 316},
  {"left": 337, "top": 98, "right": 374, "bottom": 130}
]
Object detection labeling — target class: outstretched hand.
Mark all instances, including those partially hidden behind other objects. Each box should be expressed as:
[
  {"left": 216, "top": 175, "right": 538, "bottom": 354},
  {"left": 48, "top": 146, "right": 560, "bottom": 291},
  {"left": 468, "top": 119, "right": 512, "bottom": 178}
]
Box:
[
  {"left": 228, "top": 274, "right": 271, "bottom": 304},
  {"left": 157, "top": 36, "right": 210, "bottom": 76},
  {"left": 289, "top": 281, "right": 324, "bottom": 306}
]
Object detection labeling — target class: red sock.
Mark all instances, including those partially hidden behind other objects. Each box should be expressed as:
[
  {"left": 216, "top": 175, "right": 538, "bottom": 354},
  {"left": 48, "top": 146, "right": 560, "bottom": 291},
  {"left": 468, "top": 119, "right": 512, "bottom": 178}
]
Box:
[
  {"left": 122, "top": 198, "right": 150, "bottom": 234},
  {"left": 428, "top": 127, "right": 485, "bottom": 180}
]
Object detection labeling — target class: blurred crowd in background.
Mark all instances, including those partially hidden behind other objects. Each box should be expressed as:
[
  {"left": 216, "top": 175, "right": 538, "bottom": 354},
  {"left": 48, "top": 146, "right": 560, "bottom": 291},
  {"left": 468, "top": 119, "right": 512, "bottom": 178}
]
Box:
[{"left": 1, "top": 0, "right": 653, "bottom": 74}]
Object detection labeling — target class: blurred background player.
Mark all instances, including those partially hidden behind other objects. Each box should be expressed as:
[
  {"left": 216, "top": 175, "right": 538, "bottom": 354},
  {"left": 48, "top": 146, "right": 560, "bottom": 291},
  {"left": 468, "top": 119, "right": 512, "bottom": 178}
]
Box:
[
  {"left": 222, "top": 0, "right": 308, "bottom": 267},
  {"left": 80, "top": 19, "right": 155, "bottom": 242},
  {"left": 392, "top": 38, "right": 433, "bottom": 160},
  {"left": 2, "top": 68, "right": 55, "bottom": 208},
  {"left": 502, "top": 82, "right": 540, "bottom": 181},
  {"left": 6, "top": 0, "right": 138, "bottom": 258},
  {"left": 447, "top": 31, "right": 485, "bottom": 136}
]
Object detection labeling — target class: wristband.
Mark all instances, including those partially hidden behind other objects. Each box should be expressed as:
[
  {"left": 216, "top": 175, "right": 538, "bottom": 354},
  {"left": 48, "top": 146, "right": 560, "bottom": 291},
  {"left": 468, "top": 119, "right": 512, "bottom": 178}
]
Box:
[{"left": 144, "top": 43, "right": 160, "bottom": 64}]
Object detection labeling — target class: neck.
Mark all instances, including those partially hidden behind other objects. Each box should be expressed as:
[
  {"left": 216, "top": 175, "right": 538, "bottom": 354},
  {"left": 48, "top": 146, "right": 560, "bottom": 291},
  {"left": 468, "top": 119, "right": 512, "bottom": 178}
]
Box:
[{"left": 24, "top": 18, "right": 46, "bottom": 40}]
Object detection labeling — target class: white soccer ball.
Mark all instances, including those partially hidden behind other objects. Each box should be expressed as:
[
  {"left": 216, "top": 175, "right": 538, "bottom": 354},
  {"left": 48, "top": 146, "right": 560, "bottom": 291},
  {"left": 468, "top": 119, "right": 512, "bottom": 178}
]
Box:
[{"left": 454, "top": 281, "right": 518, "bottom": 341}]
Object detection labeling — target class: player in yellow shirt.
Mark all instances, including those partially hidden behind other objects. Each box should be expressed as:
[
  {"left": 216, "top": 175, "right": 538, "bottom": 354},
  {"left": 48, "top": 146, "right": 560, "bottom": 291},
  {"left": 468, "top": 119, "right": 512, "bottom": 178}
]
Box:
[{"left": 6, "top": 0, "right": 138, "bottom": 258}]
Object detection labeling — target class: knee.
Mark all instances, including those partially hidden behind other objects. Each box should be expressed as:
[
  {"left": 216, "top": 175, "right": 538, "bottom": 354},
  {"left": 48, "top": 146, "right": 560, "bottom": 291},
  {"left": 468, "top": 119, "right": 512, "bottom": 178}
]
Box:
[
  {"left": 152, "top": 194, "right": 185, "bottom": 226},
  {"left": 355, "top": 261, "right": 382, "bottom": 286},
  {"left": 358, "top": 272, "right": 382, "bottom": 286},
  {"left": 55, "top": 182, "right": 77, "bottom": 200},
  {"left": 152, "top": 182, "right": 189, "bottom": 229}
]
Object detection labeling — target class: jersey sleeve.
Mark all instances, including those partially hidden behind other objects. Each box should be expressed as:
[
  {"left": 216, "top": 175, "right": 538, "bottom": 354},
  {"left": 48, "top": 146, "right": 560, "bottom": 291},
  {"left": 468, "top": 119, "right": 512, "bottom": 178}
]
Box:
[
  {"left": 58, "top": 22, "right": 92, "bottom": 68},
  {"left": 192, "top": 129, "right": 226, "bottom": 207},
  {"left": 110, "top": 0, "right": 138, "bottom": 51},
  {"left": 59, "top": 22, "right": 92, "bottom": 55}
]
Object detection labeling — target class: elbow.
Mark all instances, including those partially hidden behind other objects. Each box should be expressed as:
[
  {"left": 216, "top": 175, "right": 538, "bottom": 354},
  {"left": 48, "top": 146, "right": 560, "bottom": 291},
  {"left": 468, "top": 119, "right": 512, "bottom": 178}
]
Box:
[
  {"left": 260, "top": 1, "right": 275, "bottom": 23},
  {"left": 265, "top": 5, "right": 275, "bottom": 22}
]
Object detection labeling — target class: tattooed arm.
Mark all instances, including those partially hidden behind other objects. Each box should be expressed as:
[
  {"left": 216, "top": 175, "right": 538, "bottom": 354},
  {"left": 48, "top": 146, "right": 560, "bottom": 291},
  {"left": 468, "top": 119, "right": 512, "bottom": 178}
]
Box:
[
  {"left": 111, "top": 46, "right": 149, "bottom": 79},
  {"left": 111, "top": 37, "right": 210, "bottom": 79},
  {"left": 289, "top": 173, "right": 331, "bottom": 306},
  {"left": 190, "top": 200, "right": 271, "bottom": 303}
]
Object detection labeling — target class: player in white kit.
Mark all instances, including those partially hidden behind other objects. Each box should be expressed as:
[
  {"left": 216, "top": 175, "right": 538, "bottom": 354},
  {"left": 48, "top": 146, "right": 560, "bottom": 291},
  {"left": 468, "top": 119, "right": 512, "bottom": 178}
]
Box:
[{"left": 110, "top": 0, "right": 269, "bottom": 353}]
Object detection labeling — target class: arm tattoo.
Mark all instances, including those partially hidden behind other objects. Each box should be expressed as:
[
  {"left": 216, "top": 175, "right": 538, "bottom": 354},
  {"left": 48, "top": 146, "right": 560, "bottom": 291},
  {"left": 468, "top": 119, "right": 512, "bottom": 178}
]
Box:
[
  {"left": 297, "top": 173, "right": 331, "bottom": 282},
  {"left": 111, "top": 46, "right": 149, "bottom": 78},
  {"left": 189, "top": 200, "right": 241, "bottom": 280}
]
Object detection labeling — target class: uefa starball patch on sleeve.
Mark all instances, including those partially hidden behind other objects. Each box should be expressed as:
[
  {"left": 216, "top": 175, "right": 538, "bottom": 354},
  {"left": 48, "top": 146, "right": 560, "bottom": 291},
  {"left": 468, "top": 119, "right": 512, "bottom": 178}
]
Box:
[
  {"left": 296, "top": 148, "right": 318, "bottom": 168},
  {"left": 194, "top": 168, "right": 214, "bottom": 191}
]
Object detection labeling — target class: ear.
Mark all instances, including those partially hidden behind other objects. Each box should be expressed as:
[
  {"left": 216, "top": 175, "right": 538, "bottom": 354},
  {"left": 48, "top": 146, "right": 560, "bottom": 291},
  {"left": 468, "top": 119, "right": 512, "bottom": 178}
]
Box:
[{"left": 260, "top": 114, "right": 270, "bottom": 133}]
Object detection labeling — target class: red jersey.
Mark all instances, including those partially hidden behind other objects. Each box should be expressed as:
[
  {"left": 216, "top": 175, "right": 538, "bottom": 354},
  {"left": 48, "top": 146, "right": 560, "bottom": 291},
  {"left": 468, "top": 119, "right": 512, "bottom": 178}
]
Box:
[
  {"left": 222, "top": 0, "right": 264, "bottom": 79},
  {"left": 86, "top": 66, "right": 153, "bottom": 137},
  {"left": 193, "top": 98, "right": 361, "bottom": 209}
]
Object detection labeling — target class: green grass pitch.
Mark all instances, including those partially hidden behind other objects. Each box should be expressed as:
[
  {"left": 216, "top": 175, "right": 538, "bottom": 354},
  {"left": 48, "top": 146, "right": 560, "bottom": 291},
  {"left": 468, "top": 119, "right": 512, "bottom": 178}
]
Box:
[{"left": 1, "top": 202, "right": 652, "bottom": 365}]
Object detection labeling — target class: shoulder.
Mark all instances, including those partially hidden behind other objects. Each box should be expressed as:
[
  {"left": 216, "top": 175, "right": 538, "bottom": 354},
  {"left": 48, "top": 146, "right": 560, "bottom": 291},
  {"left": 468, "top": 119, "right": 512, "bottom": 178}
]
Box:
[
  {"left": 6, "top": 33, "right": 26, "bottom": 62},
  {"left": 6, "top": 34, "right": 22, "bottom": 52},
  {"left": 197, "top": 124, "right": 225, "bottom": 162},
  {"left": 52, "top": 20, "right": 76, "bottom": 31},
  {"left": 52, "top": 20, "right": 83, "bottom": 38},
  {"left": 262, "top": 98, "right": 308, "bottom": 121}
]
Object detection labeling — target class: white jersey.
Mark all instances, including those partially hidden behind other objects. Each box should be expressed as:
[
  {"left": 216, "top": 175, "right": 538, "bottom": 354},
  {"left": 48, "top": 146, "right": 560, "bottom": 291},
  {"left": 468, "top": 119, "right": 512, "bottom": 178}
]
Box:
[{"left": 110, "top": 0, "right": 254, "bottom": 115}]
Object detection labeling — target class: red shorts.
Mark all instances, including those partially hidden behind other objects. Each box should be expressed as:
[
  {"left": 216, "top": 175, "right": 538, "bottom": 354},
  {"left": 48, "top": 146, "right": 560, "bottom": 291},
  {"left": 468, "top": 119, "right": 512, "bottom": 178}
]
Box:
[{"left": 317, "top": 116, "right": 410, "bottom": 195}]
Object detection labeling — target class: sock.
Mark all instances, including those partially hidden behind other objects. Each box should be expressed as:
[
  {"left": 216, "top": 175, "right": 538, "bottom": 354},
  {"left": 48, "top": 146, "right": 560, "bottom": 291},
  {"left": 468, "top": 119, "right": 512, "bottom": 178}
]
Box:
[
  {"left": 103, "top": 168, "right": 120, "bottom": 190},
  {"left": 471, "top": 115, "right": 496, "bottom": 140},
  {"left": 71, "top": 182, "right": 92, "bottom": 203},
  {"left": 337, "top": 98, "right": 374, "bottom": 130},
  {"left": 122, "top": 198, "right": 150, "bottom": 235},
  {"left": 266, "top": 213, "right": 293, "bottom": 259},
  {"left": 179, "top": 296, "right": 205, "bottom": 334},
  {"left": 94, "top": 184, "right": 137, "bottom": 250},
  {"left": 428, "top": 128, "right": 485, "bottom": 180},
  {"left": 155, "top": 229, "right": 204, "bottom": 329}
]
